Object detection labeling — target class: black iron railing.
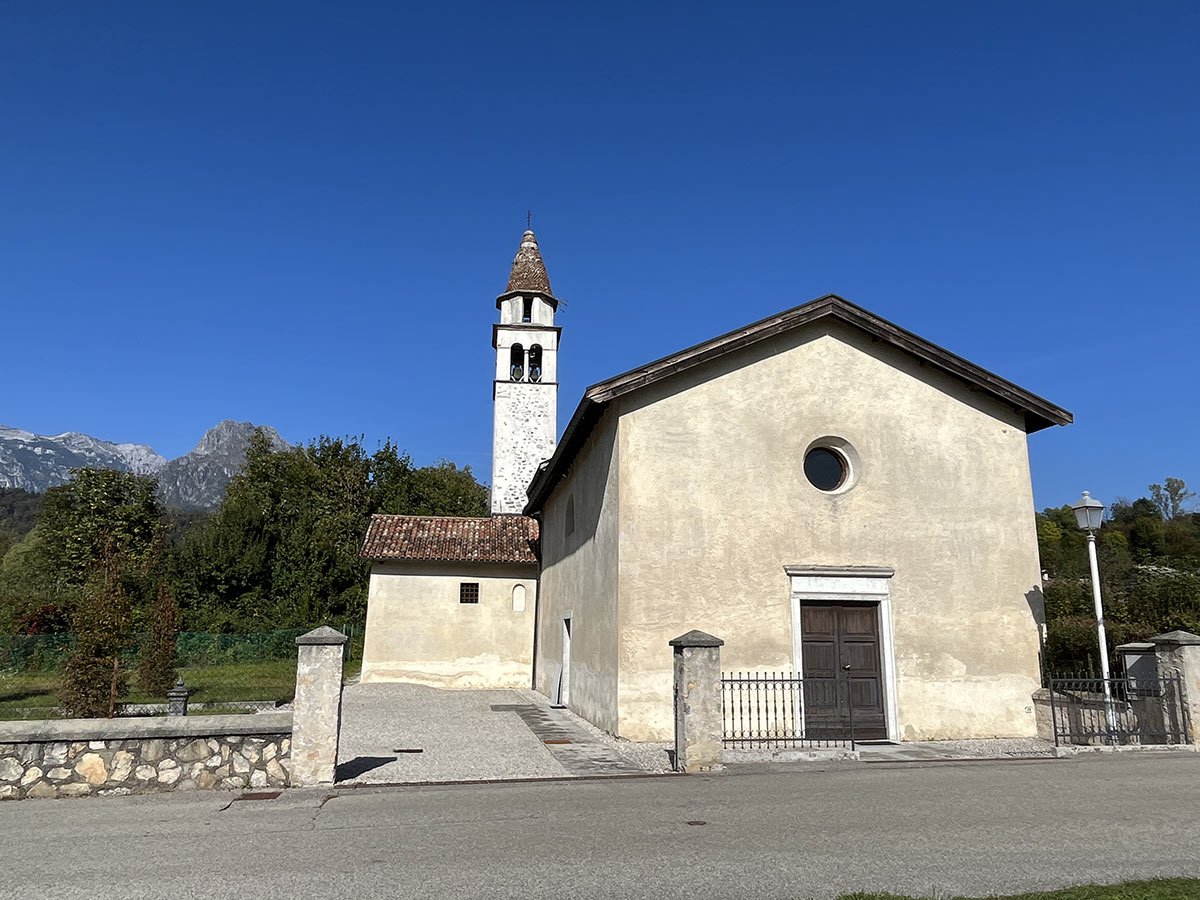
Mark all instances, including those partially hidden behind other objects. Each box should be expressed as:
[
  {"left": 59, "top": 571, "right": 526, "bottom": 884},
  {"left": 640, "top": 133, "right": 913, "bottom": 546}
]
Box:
[
  {"left": 721, "top": 672, "right": 855, "bottom": 749},
  {"left": 1047, "top": 673, "right": 1191, "bottom": 747}
]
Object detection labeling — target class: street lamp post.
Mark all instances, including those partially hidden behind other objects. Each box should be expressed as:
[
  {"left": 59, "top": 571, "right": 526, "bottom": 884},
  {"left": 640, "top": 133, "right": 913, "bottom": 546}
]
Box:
[{"left": 1071, "top": 490, "right": 1117, "bottom": 733}]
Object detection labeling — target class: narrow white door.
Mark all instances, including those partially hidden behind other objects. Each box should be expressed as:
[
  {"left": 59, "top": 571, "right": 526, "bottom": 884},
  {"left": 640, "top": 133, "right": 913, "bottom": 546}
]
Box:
[{"left": 559, "top": 616, "right": 572, "bottom": 706}]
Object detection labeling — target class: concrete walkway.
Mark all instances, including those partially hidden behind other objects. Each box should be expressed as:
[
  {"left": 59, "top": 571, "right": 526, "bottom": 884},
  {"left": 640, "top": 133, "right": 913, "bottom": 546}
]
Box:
[
  {"left": 337, "top": 683, "right": 663, "bottom": 783},
  {"left": 3, "top": 753, "right": 1198, "bottom": 900}
]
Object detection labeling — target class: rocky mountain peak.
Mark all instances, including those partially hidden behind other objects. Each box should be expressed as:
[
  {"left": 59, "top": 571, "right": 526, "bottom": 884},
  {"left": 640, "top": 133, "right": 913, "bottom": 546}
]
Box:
[
  {"left": 0, "top": 420, "right": 289, "bottom": 510},
  {"left": 189, "top": 420, "right": 288, "bottom": 458}
]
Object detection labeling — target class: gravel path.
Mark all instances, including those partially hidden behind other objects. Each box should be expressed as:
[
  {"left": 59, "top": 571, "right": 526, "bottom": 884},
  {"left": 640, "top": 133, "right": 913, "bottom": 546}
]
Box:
[
  {"left": 337, "top": 683, "right": 569, "bottom": 783},
  {"left": 339, "top": 683, "right": 1056, "bottom": 782},
  {"left": 337, "top": 683, "right": 674, "bottom": 784}
]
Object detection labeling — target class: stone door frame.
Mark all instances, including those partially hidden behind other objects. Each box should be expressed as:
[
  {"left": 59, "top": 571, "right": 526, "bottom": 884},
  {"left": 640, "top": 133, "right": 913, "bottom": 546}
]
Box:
[{"left": 786, "top": 565, "right": 900, "bottom": 743}]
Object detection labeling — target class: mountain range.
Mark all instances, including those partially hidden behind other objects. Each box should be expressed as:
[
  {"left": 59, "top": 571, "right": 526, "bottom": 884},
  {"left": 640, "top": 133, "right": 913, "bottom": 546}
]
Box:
[{"left": 0, "top": 420, "right": 288, "bottom": 510}]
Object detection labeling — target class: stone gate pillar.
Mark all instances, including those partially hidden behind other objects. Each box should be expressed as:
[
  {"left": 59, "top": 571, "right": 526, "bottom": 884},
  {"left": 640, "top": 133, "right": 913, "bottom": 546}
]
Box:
[
  {"left": 1151, "top": 630, "right": 1200, "bottom": 746},
  {"left": 292, "top": 626, "right": 349, "bottom": 786},
  {"left": 670, "top": 630, "right": 724, "bottom": 773}
]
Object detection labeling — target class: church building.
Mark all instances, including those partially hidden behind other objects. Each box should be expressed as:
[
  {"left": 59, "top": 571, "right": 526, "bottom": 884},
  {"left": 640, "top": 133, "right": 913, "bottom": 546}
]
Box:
[{"left": 361, "top": 229, "right": 1072, "bottom": 744}]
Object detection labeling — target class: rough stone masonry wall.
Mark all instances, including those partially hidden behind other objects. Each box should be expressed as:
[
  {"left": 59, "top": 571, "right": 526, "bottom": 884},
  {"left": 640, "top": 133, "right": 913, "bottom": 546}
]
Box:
[
  {"left": 0, "top": 713, "right": 293, "bottom": 800},
  {"left": 491, "top": 381, "right": 556, "bottom": 514}
]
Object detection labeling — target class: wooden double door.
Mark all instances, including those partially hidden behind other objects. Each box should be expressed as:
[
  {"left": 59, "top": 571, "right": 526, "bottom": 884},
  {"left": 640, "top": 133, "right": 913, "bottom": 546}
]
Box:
[{"left": 800, "top": 602, "right": 888, "bottom": 740}]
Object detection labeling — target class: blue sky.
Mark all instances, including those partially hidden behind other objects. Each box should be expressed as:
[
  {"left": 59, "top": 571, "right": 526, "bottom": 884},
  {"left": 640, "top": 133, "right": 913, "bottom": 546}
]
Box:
[{"left": 3, "top": 1, "right": 1197, "bottom": 511}]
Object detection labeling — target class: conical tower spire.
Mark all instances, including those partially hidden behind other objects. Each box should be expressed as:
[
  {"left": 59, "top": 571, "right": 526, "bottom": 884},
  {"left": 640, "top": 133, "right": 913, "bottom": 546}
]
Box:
[
  {"left": 491, "top": 227, "right": 561, "bottom": 515},
  {"left": 505, "top": 230, "right": 553, "bottom": 296}
]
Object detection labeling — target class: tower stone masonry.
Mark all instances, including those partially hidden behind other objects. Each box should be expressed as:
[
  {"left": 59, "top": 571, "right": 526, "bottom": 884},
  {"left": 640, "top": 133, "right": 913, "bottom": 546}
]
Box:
[{"left": 491, "top": 230, "right": 560, "bottom": 514}]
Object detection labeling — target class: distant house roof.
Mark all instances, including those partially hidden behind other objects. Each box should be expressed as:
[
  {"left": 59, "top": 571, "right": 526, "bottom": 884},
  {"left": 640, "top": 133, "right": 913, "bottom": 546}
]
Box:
[
  {"left": 525, "top": 293, "right": 1073, "bottom": 514},
  {"left": 361, "top": 514, "right": 539, "bottom": 565}
]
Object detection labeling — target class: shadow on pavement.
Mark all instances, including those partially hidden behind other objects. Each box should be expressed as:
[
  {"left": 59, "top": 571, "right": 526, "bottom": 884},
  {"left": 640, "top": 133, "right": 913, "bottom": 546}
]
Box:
[{"left": 336, "top": 756, "right": 397, "bottom": 781}]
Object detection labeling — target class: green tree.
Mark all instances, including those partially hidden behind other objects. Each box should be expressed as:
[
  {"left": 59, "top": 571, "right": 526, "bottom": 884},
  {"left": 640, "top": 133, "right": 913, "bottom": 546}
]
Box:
[
  {"left": 60, "top": 550, "right": 137, "bottom": 717},
  {"left": 1037, "top": 484, "right": 1200, "bottom": 671},
  {"left": 36, "top": 470, "right": 164, "bottom": 714},
  {"left": 0, "top": 487, "right": 44, "bottom": 542},
  {"left": 137, "top": 582, "right": 179, "bottom": 696},
  {"left": 40, "top": 469, "right": 162, "bottom": 585},
  {"left": 0, "top": 527, "right": 68, "bottom": 631},
  {"left": 1149, "top": 477, "right": 1197, "bottom": 520},
  {"left": 399, "top": 460, "right": 489, "bottom": 517},
  {"left": 172, "top": 432, "right": 490, "bottom": 631},
  {"left": 175, "top": 432, "right": 375, "bottom": 629},
  {"left": 370, "top": 444, "right": 488, "bottom": 517}
]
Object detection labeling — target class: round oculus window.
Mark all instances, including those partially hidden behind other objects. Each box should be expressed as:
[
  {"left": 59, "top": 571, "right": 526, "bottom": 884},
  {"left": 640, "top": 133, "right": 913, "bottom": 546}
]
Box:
[{"left": 804, "top": 447, "right": 848, "bottom": 492}]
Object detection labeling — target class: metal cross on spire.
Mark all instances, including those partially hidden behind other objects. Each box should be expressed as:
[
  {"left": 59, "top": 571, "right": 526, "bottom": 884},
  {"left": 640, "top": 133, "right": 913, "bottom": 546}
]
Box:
[{"left": 527, "top": 209, "right": 531, "bottom": 229}]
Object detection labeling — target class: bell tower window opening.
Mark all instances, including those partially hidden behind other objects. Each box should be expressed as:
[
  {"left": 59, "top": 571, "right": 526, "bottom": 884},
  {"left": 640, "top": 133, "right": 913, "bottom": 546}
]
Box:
[
  {"left": 528, "top": 345, "right": 543, "bottom": 383},
  {"left": 521, "top": 297, "right": 532, "bottom": 323},
  {"left": 509, "top": 343, "right": 525, "bottom": 382}
]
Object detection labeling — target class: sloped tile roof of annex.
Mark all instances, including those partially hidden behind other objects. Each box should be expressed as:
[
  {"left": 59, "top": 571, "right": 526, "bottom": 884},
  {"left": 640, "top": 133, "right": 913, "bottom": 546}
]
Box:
[{"left": 361, "top": 514, "right": 539, "bottom": 565}]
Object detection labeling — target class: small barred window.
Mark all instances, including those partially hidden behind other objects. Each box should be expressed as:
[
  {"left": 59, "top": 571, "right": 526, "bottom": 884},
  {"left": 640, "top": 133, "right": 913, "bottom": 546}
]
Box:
[{"left": 459, "top": 583, "right": 480, "bottom": 604}]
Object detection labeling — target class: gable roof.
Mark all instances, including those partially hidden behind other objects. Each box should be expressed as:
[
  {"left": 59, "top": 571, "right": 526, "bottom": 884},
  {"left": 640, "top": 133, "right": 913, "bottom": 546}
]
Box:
[
  {"left": 361, "top": 514, "right": 539, "bottom": 565},
  {"left": 525, "top": 293, "right": 1072, "bottom": 514}
]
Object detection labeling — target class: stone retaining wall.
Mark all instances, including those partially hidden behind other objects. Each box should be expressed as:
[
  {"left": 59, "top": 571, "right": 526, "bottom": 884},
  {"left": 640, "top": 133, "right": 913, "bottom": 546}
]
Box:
[{"left": 0, "top": 712, "right": 293, "bottom": 800}]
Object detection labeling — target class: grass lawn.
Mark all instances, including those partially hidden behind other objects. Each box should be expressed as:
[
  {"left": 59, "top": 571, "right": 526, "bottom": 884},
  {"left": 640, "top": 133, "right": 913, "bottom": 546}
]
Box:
[
  {"left": 0, "top": 655, "right": 360, "bottom": 720},
  {"left": 1, "top": 634, "right": 366, "bottom": 719},
  {"left": 830, "top": 879, "right": 1200, "bottom": 899}
]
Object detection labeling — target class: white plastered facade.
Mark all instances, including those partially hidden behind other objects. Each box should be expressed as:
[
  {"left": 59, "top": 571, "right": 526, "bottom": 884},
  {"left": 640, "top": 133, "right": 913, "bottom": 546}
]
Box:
[
  {"left": 361, "top": 561, "right": 538, "bottom": 689},
  {"left": 533, "top": 319, "right": 1049, "bottom": 742}
]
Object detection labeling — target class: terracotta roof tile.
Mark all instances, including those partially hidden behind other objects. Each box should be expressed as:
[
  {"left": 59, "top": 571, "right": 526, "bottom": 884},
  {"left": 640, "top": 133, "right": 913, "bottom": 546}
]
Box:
[
  {"left": 361, "top": 515, "right": 539, "bottom": 565},
  {"left": 505, "top": 230, "right": 553, "bottom": 295}
]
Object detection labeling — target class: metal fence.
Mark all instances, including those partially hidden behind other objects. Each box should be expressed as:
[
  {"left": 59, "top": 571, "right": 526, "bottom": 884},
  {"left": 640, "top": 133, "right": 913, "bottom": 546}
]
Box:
[
  {"left": 1046, "top": 672, "right": 1192, "bottom": 747},
  {"left": 722, "top": 672, "right": 856, "bottom": 749},
  {"left": 0, "top": 629, "right": 322, "bottom": 720}
]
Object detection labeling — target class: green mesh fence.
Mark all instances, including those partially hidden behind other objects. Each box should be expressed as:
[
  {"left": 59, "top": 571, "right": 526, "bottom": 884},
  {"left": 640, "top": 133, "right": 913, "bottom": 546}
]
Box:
[{"left": 0, "top": 628, "right": 364, "bottom": 720}]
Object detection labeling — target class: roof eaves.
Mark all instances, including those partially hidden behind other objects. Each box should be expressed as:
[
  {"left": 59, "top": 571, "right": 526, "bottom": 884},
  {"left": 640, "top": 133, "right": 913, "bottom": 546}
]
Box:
[
  {"left": 523, "top": 396, "right": 604, "bottom": 515},
  {"left": 824, "top": 300, "right": 1072, "bottom": 431},
  {"left": 523, "top": 293, "right": 1072, "bottom": 513}
]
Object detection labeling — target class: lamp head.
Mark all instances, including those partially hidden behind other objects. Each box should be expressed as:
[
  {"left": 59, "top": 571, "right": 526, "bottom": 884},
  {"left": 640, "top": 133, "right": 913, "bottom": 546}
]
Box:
[{"left": 1072, "top": 491, "right": 1104, "bottom": 532}]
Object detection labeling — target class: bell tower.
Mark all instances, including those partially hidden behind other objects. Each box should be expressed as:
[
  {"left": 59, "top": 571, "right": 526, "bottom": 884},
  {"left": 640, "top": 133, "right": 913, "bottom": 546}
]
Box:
[{"left": 491, "top": 230, "right": 560, "bottom": 514}]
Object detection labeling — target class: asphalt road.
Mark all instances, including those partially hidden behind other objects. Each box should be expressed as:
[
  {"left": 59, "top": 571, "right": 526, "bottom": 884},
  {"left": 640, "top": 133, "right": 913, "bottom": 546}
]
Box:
[{"left": 2, "top": 753, "right": 1198, "bottom": 900}]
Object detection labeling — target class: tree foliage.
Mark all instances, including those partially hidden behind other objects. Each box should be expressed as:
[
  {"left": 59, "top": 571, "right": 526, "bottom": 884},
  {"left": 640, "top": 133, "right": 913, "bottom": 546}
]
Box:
[
  {"left": 138, "top": 582, "right": 179, "bottom": 696},
  {"left": 1039, "top": 477, "right": 1200, "bottom": 671},
  {"left": 60, "top": 550, "right": 139, "bottom": 717},
  {"left": 30, "top": 469, "right": 168, "bottom": 714},
  {"left": 39, "top": 469, "right": 162, "bottom": 585},
  {"left": 0, "top": 487, "right": 43, "bottom": 546},
  {"left": 0, "top": 434, "right": 489, "bottom": 706},
  {"left": 1149, "top": 477, "right": 1198, "bottom": 521},
  {"left": 0, "top": 433, "right": 489, "bottom": 639},
  {"left": 171, "top": 431, "right": 488, "bottom": 631}
]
